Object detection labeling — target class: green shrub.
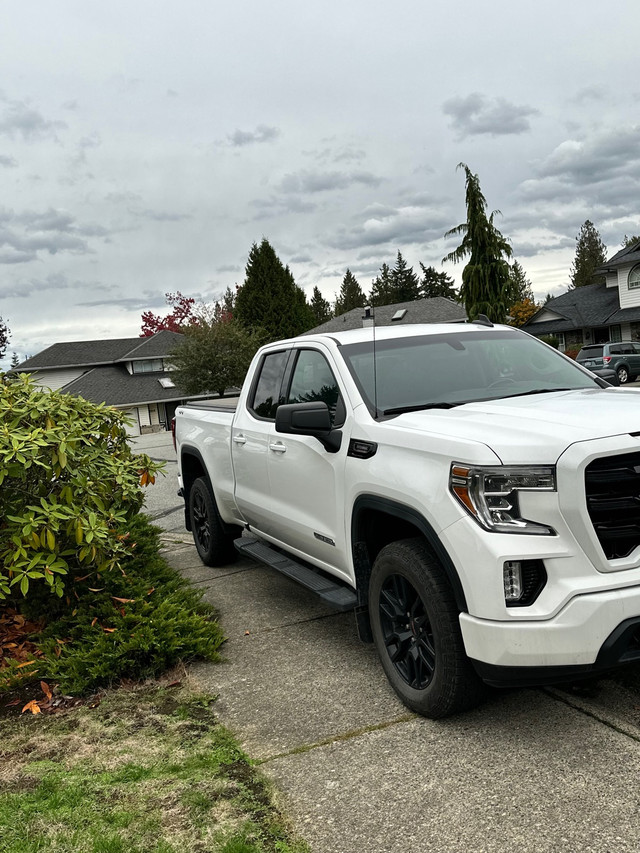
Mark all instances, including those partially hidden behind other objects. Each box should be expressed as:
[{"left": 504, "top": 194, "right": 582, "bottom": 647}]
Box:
[
  {"left": 5, "top": 515, "right": 225, "bottom": 694},
  {"left": 0, "top": 373, "right": 161, "bottom": 600},
  {"left": 539, "top": 334, "right": 559, "bottom": 349}
]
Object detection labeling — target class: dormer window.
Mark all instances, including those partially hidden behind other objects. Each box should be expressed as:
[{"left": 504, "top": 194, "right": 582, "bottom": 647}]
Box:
[
  {"left": 132, "top": 358, "right": 164, "bottom": 374},
  {"left": 629, "top": 264, "right": 640, "bottom": 290}
]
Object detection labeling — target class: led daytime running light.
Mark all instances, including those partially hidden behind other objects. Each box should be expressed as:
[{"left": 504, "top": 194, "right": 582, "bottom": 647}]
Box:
[{"left": 450, "top": 464, "right": 556, "bottom": 535}]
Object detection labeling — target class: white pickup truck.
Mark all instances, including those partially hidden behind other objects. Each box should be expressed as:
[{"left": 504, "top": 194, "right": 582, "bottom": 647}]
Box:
[{"left": 174, "top": 318, "right": 640, "bottom": 717}]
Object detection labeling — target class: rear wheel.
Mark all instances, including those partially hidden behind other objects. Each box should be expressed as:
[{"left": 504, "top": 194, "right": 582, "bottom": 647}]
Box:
[
  {"left": 617, "top": 365, "right": 630, "bottom": 384},
  {"left": 189, "top": 477, "right": 238, "bottom": 566},
  {"left": 369, "top": 538, "right": 484, "bottom": 718}
]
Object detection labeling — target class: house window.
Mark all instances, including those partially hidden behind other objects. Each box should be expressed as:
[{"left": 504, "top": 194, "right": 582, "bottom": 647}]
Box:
[
  {"left": 628, "top": 265, "right": 640, "bottom": 290},
  {"left": 631, "top": 322, "right": 640, "bottom": 341},
  {"left": 132, "top": 359, "right": 164, "bottom": 374},
  {"left": 609, "top": 325, "right": 622, "bottom": 342}
]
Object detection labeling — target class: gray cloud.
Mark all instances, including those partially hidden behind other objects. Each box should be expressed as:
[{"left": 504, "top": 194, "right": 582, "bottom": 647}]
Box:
[
  {"left": 216, "top": 264, "right": 241, "bottom": 273},
  {"left": 0, "top": 154, "right": 17, "bottom": 168},
  {"left": 251, "top": 195, "right": 317, "bottom": 219},
  {"left": 128, "top": 208, "right": 193, "bottom": 222},
  {"left": 228, "top": 124, "right": 280, "bottom": 147},
  {"left": 442, "top": 93, "right": 538, "bottom": 138},
  {"left": 0, "top": 97, "right": 66, "bottom": 141},
  {"left": 278, "top": 169, "right": 381, "bottom": 194},
  {"left": 536, "top": 126, "right": 640, "bottom": 184},
  {"left": 328, "top": 204, "right": 450, "bottom": 251},
  {"left": 0, "top": 206, "right": 109, "bottom": 264},
  {"left": 0, "top": 272, "right": 111, "bottom": 299}
]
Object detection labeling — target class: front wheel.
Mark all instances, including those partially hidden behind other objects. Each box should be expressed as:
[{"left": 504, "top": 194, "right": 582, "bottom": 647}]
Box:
[
  {"left": 369, "top": 538, "right": 485, "bottom": 718},
  {"left": 189, "top": 477, "right": 238, "bottom": 566}
]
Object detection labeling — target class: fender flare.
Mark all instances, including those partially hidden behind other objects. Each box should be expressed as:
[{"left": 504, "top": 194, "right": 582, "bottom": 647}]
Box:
[{"left": 351, "top": 494, "right": 468, "bottom": 613}]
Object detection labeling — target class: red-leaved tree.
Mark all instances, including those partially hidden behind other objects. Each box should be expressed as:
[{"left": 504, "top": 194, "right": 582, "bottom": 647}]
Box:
[{"left": 140, "top": 292, "right": 198, "bottom": 337}]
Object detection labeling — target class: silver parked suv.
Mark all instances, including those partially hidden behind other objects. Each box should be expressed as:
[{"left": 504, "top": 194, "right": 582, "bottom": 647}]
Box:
[{"left": 576, "top": 341, "right": 640, "bottom": 384}]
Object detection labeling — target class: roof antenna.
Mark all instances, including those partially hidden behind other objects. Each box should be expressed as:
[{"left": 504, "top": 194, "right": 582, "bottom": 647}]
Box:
[{"left": 363, "top": 304, "right": 378, "bottom": 418}]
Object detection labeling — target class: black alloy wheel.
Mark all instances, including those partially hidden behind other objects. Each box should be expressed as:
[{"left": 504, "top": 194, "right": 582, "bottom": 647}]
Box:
[
  {"left": 188, "top": 477, "right": 238, "bottom": 566},
  {"left": 369, "top": 538, "right": 485, "bottom": 718},
  {"left": 379, "top": 573, "right": 436, "bottom": 690}
]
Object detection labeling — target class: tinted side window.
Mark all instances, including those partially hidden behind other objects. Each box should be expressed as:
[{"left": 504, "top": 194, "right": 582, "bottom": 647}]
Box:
[
  {"left": 287, "top": 350, "right": 344, "bottom": 426},
  {"left": 620, "top": 344, "right": 634, "bottom": 354},
  {"left": 250, "top": 351, "right": 289, "bottom": 419},
  {"left": 609, "top": 345, "right": 622, "bottom": 355}
]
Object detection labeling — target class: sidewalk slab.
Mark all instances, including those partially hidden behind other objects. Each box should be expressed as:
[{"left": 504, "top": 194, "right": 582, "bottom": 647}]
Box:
[{"left": 264, "top": 691, "right": 640, "bottom": 853}]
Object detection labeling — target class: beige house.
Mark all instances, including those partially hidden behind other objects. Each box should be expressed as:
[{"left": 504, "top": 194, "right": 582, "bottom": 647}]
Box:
[
  {"left": 524, "top": 239, "right": 640, "bottom": 351},
  {"left": 12, "top": 331, "right": 207, "bottom": 436}
]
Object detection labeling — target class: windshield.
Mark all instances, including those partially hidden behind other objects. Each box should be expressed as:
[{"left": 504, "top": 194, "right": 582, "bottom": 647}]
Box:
[{"left": 339, "top": 329, "right": 601, "bottom": 416}]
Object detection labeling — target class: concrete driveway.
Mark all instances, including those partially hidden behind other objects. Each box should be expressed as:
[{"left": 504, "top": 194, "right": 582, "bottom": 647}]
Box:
[{"left": 134, "top": 431, "right": 640, "bottom": 853}]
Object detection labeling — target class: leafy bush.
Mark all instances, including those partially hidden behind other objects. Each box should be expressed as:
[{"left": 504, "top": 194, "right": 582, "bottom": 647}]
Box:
[
  {"left": 0, "top": 373, "right": 161, "bottom": 600},
  {"left": 539, "top": 335, "right": 559, "bottom": 349},
  {"left": 3, "top": 515, "right": 225, "bottom": 694}
]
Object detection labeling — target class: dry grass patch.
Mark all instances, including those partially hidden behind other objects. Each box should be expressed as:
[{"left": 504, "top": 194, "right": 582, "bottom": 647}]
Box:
[{"left": 0, "top": 678, "right": 308, "bottom": 853}]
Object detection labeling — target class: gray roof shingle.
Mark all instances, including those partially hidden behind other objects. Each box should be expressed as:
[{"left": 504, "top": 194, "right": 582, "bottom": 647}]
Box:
[
  {"left": 306, "top": 297, "right": 466, "bottom": 334},
  {"left": 524, "top": 283, "right": 619, "bottom": 333},
  {"left": 61, "top": 365, "right": 202, "bottom": 407},
  {"left": 15, "top": 330, "right": 184, "bottom": 371}
]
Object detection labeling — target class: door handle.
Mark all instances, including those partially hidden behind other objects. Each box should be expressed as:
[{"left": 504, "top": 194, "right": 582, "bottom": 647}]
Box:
[
  {"left": 233, "top": 434, "right": 247, "bottom": 446},
  {"left": 269, "top": 442, "right": 287, "bottom": 453}
]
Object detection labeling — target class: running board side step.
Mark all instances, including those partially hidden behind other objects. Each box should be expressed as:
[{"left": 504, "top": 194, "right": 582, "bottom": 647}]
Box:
[{"left": 234, "top": 536, "right": 357, "bottom": 612}]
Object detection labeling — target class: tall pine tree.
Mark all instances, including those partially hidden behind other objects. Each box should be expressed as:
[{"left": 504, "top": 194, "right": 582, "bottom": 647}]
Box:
[
  {"left": 310, "top": 286, "right": 332, "bottom": 325},
  {"left": 443, "top": 163, "right": 512, "bottom": 323},
  {"left": 234, "top": 239, "right": 314, "bottom": 340},
  {"left": 389, "top": 251, "right": 421, "bottom": 302},
  {"left": 335, "top": 269, "right": 365, "bottom": 315},
  {"left": 419, "top": 264, "right": 457, "bottom": 300},
  {"left": 569, "top": 221, "right": 607, "bottom": 288},
  {"left": 369, "top": 263, "right": 394, "bottom": 306},
  {"left": 506, "top": 260, "right": 534, "bottom": 305}
]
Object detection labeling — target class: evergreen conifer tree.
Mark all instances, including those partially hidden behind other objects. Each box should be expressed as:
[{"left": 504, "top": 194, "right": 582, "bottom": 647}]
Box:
[
  {"left": 443, "top": 163, "right": 512, "bottom": 322},
  {"left": 419, "top": 264, "right": 458, "bottom": 300},
  {"left": 369, "top": 263, "right": 394, "bottom": 306},
  {"left": 0, "top": 316, "right": 9, "bottom": 361},
  {"left": 506, "top": 260, "right": 534, "bottom": 305},
  {"left": 334, "top": 269, "right": 365, "bottom": 315},
  {"left": 569, "top": 221, "right": 607, "bottom": 288},
  {"left": 310, "top": 286, "right": 332, "bottom": 325},
  {"left": 389, "top": 251, "right": 420, "bottom": 302},
  {"left": 234, "top": 239, "right": 314, "bottom": 340}
]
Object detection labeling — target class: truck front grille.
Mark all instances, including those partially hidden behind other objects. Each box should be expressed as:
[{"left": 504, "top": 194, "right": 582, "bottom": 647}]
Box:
[{"left": 585, "top": 452, "right": 640, "bottom": 559}]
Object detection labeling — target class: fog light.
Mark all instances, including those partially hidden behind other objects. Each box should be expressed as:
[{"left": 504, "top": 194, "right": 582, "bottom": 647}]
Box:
[{"left": 504, "top": 561, "right": 523, "bottom": 602}]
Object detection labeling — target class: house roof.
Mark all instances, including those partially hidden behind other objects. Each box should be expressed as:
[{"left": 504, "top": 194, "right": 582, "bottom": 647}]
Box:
[
  {"left": 598, "top": 240, "right": 640, "bottom": 271},
  {"left": 306, "top": 297, "right": 466, "bottom": 334},
  {"left": 523, "top": 283, "right": 619, "bottom": 333},
  {"left": 15, "top": 330, "right": 184, "bottom": 371},
  {"left": 60, "top": 365, "right": 204, "bottom": 407}
]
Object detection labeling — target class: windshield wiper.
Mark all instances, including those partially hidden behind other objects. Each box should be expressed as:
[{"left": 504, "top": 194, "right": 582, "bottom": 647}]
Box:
[
  {"left": 382, "top": 402, "right": 459, "bottom": 415},
  {"left": 498, "top": 388, "right": 574, "bottom": 399}
]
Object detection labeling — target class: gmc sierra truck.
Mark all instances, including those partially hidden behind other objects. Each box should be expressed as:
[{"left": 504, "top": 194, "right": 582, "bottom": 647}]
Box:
[{"left": 174, "top": 318, "right": 640, "bottom": 717}]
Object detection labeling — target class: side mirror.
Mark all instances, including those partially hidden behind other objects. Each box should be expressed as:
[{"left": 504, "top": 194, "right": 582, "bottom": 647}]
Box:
[{"left": 275, "top": 402, "right": 342, "bottom": 453}]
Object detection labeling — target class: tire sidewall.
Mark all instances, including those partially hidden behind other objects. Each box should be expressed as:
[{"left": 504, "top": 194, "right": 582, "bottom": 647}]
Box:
[{"left": 368, "top": 540, "right": 466, "bottom": 717}]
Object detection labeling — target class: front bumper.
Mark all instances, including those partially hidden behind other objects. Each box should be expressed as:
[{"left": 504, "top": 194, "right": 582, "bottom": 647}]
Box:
[{"left": 460, "top": 582, "right": 640, "bottom": 684}]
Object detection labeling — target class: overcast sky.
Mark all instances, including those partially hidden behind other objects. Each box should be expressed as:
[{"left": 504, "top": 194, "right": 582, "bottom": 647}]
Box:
[{"left": 2, "top": 0, "right": 640, "bottom": 367}]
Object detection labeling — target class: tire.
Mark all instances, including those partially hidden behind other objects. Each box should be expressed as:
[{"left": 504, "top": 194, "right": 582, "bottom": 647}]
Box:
[
  {"left": 188, "top": 477, "right": 238, "bottom": 566},
  {"left": 369, "top": 538, "right": 485, "bottom": 718},
  {"left": 617, "top": 366, "right": 629, "bottom": 384}
]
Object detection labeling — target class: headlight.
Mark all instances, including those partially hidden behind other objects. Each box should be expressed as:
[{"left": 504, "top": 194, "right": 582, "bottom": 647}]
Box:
[{"left": 449, "top": 464, "right": 556, "bottom": 535}]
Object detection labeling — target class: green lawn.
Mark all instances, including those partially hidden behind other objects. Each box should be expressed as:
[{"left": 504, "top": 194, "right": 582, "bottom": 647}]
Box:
[{"left": 0, "top": 682, "right": 308, "bottom": 853}]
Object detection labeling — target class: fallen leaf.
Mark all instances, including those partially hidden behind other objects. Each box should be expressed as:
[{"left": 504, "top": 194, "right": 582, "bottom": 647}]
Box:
[
  {"left": 22, "top": 700, "right": 41, "bottom": 715},
  {"left": 16, "top": 660, "right": 37, "bottom": 669},
  {"left": 102, "top": 627, "right": 116, "bottom": 633},
  {"left": 112, "top": 596, "right": 136, "bottom": 603},
  {"left": 41, "top": 681, "right": 52, "bottom": 700},
  {"left": 91, "top": 617, "right": 98, "bottom": 627},
  {"left": 244, "top": 630, "right": 250, "bottom": 636}
]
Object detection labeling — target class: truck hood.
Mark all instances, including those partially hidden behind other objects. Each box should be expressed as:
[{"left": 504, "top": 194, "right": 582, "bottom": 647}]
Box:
[{"left": 391, "top": 388, "right": 640, "bottom": 464}]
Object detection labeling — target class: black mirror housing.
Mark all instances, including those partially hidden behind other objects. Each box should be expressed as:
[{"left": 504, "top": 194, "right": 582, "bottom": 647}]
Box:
[{"left": 275, "top": 402, "right": 342, "bottom": 452}]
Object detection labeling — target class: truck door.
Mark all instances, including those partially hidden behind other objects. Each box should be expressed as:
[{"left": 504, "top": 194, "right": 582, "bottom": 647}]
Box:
[
  {"left": 264, "top": 347, "right": 350, "bottom": 574},
  {"left": 231, "top": 348, "right": 290, "bottom": 530}
]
